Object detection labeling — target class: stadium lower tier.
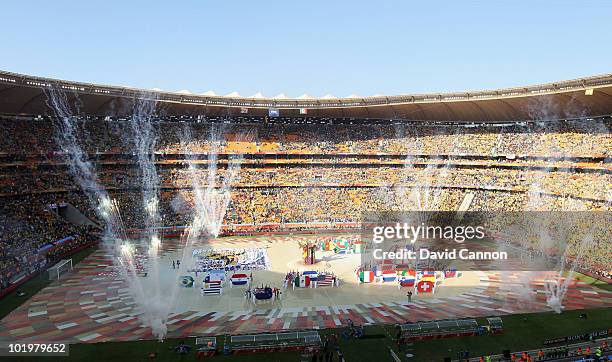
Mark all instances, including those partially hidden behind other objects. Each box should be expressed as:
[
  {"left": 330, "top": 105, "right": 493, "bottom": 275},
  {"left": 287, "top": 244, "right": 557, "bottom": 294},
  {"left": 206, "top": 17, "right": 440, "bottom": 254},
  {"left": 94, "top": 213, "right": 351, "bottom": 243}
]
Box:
[{"left": 1, "top": 186, "right": 609, "bottom": 284}]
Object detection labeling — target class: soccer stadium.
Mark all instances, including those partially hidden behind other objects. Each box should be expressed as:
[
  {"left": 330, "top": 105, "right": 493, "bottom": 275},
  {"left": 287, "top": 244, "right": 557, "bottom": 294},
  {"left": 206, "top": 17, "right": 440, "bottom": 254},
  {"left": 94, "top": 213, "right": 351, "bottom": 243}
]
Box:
[{"left": 0, "top": 3, "right": 610, "bottom": 362}]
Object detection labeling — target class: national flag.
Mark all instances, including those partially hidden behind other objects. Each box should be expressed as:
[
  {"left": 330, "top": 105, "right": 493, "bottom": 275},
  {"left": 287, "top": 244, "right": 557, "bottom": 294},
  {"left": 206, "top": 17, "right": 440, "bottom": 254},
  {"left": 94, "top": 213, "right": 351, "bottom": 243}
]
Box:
[
  {"left": 201, "top": 280, "right": 223, "bottom": 295},
  {"left": 422, "top": 269, "right": 435, "bottom": 277},
  {"left": 179, "top": 275, "right": 194, "bottom": 287},
  {"left": 317, "top": 273, "right": 335, "bottom": 287},
  {"left": 382, "top": 270, "right": 397, "bottom": 283},
  {"left": 333, "top": 240, "right": 349, "bottom": 254},
  {"left": 299, "top": 108, "right": 307, "bottom": 115},
  {"left": 416, "top": 280, "right": 435, "bottom": 293},
  {"left": 230, "top": 273, "right": 249, "bottom": 286},
  {"left": 303, "top": 271, "right": 318, "bottom": 280},
  {"left": 294, "top": 275, "right": 311, "bottom": 287},
  {"left": 421, "top": 275, "right": 436, "bottom": 284},
  {"left": 359, "top": 271, "right": 374, "bottom": 283},
  {"left": 397, "top": 269, "right": 416, "bottom": 287},
  {"left": 380, "top": 259, "right": 395, "bottom": 270},
  {"left": 444, "top": 269, "right": 457, "bottom": 278}
]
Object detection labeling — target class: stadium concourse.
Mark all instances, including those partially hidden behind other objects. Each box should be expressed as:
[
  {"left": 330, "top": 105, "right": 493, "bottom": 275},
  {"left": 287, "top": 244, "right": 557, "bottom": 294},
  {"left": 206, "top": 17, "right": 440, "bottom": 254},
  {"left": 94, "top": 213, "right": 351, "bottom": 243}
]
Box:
[{"left": 0, "top": 71, "right": 610, "bottom": 346}]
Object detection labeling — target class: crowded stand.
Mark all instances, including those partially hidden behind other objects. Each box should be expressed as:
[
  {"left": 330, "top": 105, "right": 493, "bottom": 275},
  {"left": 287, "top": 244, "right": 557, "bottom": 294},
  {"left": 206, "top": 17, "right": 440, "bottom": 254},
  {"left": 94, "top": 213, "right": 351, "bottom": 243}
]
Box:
[
  {"left": 0, "top": 117, "right": 610, "bottom": 157},
  {"left": 0, "top": 117, "right": 610, "bottom": 292},
  {"left": 0, "top": 194, "right": 98, "bottom": 292}
]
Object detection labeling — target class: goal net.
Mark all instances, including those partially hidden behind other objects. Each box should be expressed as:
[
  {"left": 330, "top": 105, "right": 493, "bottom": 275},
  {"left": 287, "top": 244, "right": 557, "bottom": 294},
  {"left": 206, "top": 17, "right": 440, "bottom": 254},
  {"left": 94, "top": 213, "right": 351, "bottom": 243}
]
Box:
[{"left": 48, "top": 259, "right": 73, "bottom": 280}]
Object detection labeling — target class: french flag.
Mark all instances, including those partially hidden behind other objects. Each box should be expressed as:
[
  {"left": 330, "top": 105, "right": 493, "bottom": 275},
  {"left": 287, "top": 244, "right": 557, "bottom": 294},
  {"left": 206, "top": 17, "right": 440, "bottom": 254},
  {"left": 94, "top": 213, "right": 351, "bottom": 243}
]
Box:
[{"left": 230, "top": 273, "right": 249, "bottom": 286}]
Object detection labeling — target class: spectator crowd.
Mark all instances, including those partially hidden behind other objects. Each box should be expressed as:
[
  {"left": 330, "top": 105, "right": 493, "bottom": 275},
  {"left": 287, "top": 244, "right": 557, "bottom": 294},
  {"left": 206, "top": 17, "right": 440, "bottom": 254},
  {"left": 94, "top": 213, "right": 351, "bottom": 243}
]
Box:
[{"left": 0, "top": 117, "right": 609, "bottom": 289}]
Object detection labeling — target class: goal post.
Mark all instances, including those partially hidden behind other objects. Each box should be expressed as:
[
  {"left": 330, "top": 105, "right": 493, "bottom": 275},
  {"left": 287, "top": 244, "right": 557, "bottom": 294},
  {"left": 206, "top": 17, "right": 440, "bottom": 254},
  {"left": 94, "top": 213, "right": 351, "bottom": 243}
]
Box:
[{"left": 48, "top": 259, "right": 73, "bottom": 280}]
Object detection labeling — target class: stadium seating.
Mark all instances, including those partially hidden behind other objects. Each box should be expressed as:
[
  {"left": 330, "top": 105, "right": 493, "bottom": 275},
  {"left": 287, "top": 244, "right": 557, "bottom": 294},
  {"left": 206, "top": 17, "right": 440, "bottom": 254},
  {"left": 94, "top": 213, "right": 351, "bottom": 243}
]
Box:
[{"left": 0, "top": 117, "right": 610, "bottom": 289}]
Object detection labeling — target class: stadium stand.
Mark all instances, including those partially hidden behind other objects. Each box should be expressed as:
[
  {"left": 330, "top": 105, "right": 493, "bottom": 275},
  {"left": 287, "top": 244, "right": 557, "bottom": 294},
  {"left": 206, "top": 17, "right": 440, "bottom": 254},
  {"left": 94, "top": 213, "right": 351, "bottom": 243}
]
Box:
[{"left": 0, "top": 117, "right": 610, "bottom": 292}]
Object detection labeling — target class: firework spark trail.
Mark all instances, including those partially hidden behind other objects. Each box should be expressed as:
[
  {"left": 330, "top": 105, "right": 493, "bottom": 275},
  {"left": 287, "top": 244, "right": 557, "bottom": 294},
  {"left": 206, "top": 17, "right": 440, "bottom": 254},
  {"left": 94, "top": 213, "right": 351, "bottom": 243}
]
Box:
[
  {"left": 513, "top": 102, "right": 606, "bottom": 313},
  {"left": 47, "top": 89, "right": 119, "bottom": 234},
  {"left": 46, "top": 87, "right": 150, "bottom": 329},
  {"left": 389, "top": 126, "right": 459, "bottom": 232},
  {"left": 162, "top": 122, "right": 248, "bottom": 316},
  {"left": 545, "top": 229, "right": 594, "bottom": 313},
  {"left": 397, "top": 127, "right": 458, "bottom": 212},
  {"left": 127, "top": 95, "right": 172, "bottom": 340},
  {"left": 130, "top": 97, "right": 162, "bottom": 234},
  {"left": 197, "top": 123, "right": 249, "bottom": 237}
]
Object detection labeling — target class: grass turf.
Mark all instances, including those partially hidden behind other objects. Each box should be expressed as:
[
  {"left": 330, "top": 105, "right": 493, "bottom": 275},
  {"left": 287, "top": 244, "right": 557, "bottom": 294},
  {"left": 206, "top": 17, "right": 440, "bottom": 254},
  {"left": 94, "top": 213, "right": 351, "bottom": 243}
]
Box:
[
  {"left": 409, "top": 307, "right": 611, "bottom": 361},
  {"left": 2, "top": 307, "right": 610, "bottom": 362},
  {"left": 574, "top": 272, "right": 612, "bottom": 292}
]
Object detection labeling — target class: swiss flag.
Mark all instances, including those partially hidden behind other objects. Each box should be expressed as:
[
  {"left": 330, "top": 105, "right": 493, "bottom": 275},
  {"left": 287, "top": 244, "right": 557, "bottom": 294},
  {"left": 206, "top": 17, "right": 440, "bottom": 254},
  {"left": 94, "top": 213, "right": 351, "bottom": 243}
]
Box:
[{"left": 416, "top": 280, "right": 435, "bottom": 293}]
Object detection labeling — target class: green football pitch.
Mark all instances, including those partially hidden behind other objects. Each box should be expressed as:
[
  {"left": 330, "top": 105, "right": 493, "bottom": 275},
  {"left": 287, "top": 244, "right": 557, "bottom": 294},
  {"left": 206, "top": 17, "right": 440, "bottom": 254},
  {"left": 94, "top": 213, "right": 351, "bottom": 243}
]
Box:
[{"left": 1, "top": 307, "right": 609, "bottom": 362}]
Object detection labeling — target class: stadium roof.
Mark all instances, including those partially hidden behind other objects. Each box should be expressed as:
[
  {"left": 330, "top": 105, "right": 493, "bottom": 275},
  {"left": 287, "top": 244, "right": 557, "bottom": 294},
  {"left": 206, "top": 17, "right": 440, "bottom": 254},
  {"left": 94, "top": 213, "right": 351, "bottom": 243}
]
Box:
[{"left": 1, "top": 70, "right": 612, "bottom": 122}]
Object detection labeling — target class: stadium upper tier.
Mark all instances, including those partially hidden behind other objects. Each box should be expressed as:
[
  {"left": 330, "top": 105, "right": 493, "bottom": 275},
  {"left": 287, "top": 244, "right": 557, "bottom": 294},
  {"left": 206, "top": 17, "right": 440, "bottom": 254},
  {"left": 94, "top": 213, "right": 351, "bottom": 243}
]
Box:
[{"left": 1, "top": 70, "right": 612, "bottom": 122}]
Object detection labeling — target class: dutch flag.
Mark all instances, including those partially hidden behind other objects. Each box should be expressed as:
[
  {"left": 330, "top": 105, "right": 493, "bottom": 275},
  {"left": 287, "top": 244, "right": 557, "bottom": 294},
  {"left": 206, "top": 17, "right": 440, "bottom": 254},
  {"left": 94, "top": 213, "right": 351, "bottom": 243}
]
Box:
[{"left": 382, "top": 270, "right": 397, "bottom": 283}]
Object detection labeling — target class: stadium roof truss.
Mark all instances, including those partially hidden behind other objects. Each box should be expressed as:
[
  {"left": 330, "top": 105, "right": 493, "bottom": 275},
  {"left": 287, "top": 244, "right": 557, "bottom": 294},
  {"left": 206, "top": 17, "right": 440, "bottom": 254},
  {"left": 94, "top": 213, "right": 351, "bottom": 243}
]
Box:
[{"left": 1, "top": 70, "right": 612, "bottom": 122}]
